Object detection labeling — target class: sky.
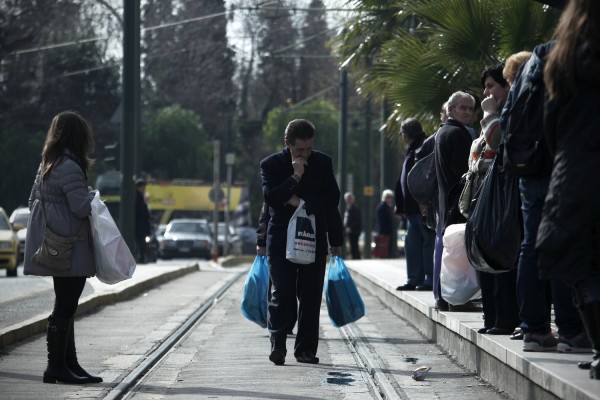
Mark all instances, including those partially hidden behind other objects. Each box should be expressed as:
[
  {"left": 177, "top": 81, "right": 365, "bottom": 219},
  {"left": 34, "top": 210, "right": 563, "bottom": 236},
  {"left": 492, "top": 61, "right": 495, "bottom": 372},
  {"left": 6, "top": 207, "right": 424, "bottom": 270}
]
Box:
[{"left": 224, "top": 0, "right": 353, "bottom": 63}]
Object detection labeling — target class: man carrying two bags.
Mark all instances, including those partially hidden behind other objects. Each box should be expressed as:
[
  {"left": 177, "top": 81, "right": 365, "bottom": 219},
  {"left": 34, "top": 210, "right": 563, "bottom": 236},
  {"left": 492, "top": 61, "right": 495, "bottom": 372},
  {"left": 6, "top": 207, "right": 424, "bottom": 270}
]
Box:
[{"left": 260, "top": 119, "right": 342, "bottom": 366}]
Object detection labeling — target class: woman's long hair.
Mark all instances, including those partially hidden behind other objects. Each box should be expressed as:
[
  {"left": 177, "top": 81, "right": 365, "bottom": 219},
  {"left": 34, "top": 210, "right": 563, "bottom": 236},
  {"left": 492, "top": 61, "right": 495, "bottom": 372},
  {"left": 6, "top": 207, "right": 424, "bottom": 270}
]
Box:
[
  {"left": 41, "top": 111, "right": 95, "bottom": 180},
  {"left": 544, "top": 0, "right": 600, "bottom": 101}
]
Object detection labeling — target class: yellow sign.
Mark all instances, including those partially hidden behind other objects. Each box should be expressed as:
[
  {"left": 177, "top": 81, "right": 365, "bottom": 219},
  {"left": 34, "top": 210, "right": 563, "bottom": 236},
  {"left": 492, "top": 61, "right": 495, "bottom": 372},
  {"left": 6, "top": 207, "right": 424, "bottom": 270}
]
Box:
[{"left": 363, "top": 186, "right": 374, "bottom": 196}]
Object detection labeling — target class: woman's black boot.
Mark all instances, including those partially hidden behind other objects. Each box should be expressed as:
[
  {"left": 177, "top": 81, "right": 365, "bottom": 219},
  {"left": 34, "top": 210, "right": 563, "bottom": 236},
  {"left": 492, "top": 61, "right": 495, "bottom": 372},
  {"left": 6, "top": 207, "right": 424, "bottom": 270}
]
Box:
[
  {"left": 66, "top": 320, "right": 103, "bottom": 383},
  {"left": 43, "top": 316, "right": 88, "bottom": 384}
]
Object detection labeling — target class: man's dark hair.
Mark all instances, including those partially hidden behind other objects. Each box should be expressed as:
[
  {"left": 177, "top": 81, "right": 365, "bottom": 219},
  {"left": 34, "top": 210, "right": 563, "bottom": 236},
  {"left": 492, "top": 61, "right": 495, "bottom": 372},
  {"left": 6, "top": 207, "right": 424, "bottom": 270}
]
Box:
[
  {"left": 285, "top": 119, "right": 315, "bottom": 144},
  {"left": 481, "top": 63, "right": 508, "bottom": 88},
  {"left": 400, "top": 118, "right": 424, "bottom": 139}
]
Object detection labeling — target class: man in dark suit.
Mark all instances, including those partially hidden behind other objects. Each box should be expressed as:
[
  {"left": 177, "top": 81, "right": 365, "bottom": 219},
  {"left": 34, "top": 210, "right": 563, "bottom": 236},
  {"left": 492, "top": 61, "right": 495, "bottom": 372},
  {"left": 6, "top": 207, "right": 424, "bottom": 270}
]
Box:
[
  {"left": 343, "top": 192, "right": 362, "bottom": 259},
  {"left": 260, "top": 119, "right": 341, "bottom": 366},
  {"left": 433, "top": 91, "right": 475, "bottom": 310}
]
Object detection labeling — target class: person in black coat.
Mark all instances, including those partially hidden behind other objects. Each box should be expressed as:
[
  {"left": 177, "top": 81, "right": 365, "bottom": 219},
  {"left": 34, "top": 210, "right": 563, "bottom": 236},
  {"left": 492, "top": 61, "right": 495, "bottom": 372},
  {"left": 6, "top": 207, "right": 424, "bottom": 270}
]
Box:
[
  {"left": 373, "top": 189, "right": 394, "bottom": 258},
  {"left": 343, "top": 192, "right": 362, "bottom": 259},
  {"left": 537, "top": 0, "right": 600, "bottom": 379},
  {"left": 260, "top": 119, "right": 341, "bottom": 366},
  {"left": 433, "top": 91, "right": 474, "bottom": 310},
  {"left": 395, "top": 118, "right": 435, "bottom": 291}
]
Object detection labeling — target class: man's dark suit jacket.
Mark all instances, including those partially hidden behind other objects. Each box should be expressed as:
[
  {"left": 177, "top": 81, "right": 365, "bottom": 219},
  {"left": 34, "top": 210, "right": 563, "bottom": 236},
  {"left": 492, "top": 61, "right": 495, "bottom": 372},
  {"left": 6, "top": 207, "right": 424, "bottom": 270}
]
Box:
[
  {"left": 344, "top": 204, "right": 362, "bottom": 235},
  {"left": 260, "top": 147, "right": 341, "bottom": 258},
  {"left": 434, "top": 118, "right": 472, "bottom": 230}
]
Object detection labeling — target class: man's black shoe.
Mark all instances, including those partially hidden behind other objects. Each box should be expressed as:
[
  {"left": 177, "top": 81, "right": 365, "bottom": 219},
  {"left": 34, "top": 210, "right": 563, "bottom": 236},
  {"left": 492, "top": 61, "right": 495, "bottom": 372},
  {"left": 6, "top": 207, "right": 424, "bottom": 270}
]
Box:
[
  {"left": 415, "top": 284, "right": 433, "bottom": 291},
  {"left": 448, "top": 301, "right": 479, "bottom": 312},
  {"left": 295, "top": 352, "right": 319, "bottom": 364},
  {"left": 269, "top": 350, "right": 286, "bottom": 366},
  {"left": 486, "top": 327, "right": 513, "bottom": 335},
  {"left": 435, "top": 299, "right": 449, "bottom": 311},
  {"left": 396, "top": 284, "right": 416, "bottom": 291}
]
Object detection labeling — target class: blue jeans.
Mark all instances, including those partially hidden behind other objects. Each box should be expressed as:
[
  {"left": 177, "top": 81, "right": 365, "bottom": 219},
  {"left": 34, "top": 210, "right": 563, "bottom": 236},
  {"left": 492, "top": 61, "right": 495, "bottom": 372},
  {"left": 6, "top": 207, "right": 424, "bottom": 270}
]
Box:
[
  {"left": 517, "top": 177, "right": 581, "bottom": 336},
  {"left": 405, "top": 214, "right": 435, "bottom": 286}
]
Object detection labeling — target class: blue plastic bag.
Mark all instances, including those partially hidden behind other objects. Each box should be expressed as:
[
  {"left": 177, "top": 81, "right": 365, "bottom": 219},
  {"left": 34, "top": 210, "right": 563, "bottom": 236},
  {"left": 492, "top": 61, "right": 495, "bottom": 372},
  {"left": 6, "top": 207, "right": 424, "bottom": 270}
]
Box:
[
  {"left": 241, "top": 255, "right": 269, "bottom": 328},
  {"left": 325, "top": 256, "right": 365, "bottom": 328}
]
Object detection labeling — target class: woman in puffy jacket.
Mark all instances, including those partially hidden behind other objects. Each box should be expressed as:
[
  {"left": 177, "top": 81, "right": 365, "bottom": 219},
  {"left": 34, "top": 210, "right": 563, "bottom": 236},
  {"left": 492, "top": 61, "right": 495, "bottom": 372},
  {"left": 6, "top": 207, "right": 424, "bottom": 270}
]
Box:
[
  {"left": 537, "top": 0, "right": 600, "bottom": 380},
  {"left": 24, "top": 111, "right": 102, "bottom": 384}
]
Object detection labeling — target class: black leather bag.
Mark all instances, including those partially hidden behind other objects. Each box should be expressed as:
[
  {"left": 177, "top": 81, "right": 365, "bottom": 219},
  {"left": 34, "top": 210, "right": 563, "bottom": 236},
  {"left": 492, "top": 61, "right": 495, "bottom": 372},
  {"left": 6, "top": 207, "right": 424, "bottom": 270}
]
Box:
[
  {"left": 465, "top": 156, "right": 522, "bottom": 273},
  {"left": 407, "top": 152, "right": 437, "bottom": 206}
]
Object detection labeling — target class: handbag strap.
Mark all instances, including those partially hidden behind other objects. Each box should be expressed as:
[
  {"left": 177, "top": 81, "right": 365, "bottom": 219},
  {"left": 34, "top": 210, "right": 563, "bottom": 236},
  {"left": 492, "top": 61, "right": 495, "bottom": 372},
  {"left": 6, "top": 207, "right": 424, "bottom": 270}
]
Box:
[{"left": 38, "top": 167, "right": 85, "bottom": 239}]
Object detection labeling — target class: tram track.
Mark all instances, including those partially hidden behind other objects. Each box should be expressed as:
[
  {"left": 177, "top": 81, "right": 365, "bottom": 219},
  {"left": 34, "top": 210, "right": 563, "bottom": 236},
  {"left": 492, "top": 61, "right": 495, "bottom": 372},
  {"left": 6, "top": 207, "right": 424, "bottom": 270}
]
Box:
[{"left": 102, "top": 269, "right": 245, "bottom": 400}]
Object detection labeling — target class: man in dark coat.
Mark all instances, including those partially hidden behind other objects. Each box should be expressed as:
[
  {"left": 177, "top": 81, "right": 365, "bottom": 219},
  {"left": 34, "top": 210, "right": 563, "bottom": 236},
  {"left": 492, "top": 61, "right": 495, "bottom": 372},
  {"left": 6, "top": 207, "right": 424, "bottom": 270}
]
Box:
[
  {"left": 395, "top": 118, "right": 435, "bottom": 291},
  {"left": 343, "top": 192, "right": 362, "bottom": 259},
  {"left": 433, "top": 91, "right": 474, "bottom": 309},
  {"left": 260, "top": 119, "right": 341, "bottom": 366},
  {"left": 135, "top": 178, "right": 151, "bottom": 264}
]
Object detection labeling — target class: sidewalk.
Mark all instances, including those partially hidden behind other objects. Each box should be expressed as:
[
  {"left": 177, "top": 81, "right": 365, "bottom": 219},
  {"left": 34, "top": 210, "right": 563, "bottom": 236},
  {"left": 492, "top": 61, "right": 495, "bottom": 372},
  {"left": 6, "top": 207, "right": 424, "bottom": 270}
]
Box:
[
  {"left": 343, "top": 258, "right": 600, "bottom": 400},
  {"left": 0, "top": 262, "right": 199, "bottom": 349}
]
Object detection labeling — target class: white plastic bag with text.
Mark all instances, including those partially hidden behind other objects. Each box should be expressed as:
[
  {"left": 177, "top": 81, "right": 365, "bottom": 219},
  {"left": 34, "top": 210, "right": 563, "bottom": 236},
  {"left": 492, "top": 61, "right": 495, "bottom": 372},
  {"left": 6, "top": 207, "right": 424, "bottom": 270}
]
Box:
[{"left": 286, "top": 199, "right": 316, "bottom": 264}]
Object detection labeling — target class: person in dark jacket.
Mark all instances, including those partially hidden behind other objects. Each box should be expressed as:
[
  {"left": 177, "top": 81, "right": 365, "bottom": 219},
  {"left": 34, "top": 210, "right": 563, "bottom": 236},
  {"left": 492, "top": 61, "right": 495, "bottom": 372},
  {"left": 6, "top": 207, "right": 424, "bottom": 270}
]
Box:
[
  {"left": 135, "top": 178, "right": 151, "bottom": 264},
  {"left": 260, "top": 118, "right": 341, "bottom": 366},
  {"left": 24, "top": 111, "right": 102, "bottom": 384},
  {"left": 433, "top": 92, "right": 474, "bottom": 311},
  {"left": 500, "top": 45, "right": 587, "bottom": 352},
  {"left": 343, "top": 192, "right": 362, "bottom": 259},
  {"left": 537, "top": 0, "right": 600, "bottom": 379},
  {"left": 373, "top": 189, "right": 394, "bottom": 258},
  {"left": 395, "top": 118, "right": 434, "bottom": 291}
]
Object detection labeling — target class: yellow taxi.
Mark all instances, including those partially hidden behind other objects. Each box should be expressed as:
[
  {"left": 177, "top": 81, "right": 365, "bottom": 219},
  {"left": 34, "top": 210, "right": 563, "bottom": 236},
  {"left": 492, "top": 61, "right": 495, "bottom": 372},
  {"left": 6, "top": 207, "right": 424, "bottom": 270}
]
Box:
[{"left": 0, "top": 207, "right": 20, "bottom": 277}]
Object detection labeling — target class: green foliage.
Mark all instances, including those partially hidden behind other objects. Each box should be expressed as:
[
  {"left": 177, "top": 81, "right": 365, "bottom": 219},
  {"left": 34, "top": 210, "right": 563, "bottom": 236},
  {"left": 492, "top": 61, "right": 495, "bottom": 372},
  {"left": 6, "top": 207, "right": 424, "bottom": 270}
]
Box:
[
  {"left": 262, "top": 100, "right": 340, "bottom": 158},
  {"left": 142, "top": 106, "right": 212, "bottom": 181},
  {"left": 334, "top": 0, "right": 561, "bottom": 134},
  {"left": 0, "top": 124, "right": 46, "bottom": 214}
]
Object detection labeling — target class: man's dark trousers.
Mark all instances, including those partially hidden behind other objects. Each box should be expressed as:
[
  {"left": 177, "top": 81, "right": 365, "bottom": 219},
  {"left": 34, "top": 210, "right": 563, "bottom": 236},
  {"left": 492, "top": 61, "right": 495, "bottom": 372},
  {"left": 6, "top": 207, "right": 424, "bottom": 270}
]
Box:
[
  {"left": 348, "top": 234, "right": 360, "bottom": 259},
  {"left": 268, "top": 255, "right": 326, "bottom": 357}
]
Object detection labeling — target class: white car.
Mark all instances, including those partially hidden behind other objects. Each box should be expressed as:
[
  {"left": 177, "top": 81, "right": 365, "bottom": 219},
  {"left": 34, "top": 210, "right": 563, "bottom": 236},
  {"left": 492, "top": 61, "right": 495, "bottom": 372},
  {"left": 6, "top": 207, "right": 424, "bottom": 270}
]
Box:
[{"left": 9, "top": 207, "right": 30, "bottom": 264}]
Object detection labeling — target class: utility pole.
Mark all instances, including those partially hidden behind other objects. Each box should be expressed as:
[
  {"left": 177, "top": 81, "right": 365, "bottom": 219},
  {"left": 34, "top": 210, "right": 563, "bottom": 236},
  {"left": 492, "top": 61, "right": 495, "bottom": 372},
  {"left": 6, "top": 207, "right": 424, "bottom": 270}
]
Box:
[
  {"left": 212, "top": 141, "right": 221, "bottom": 260},
  {"left": 119, "top": 0, "right": 140, "bottom": 249}
]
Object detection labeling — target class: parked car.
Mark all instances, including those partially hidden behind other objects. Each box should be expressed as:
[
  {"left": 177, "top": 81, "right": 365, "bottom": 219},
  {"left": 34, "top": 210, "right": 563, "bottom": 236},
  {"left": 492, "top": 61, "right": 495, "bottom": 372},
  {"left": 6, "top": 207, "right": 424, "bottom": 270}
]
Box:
[
  {"left": 210, "top": 222, "right": 242, "bottom": 256},
  {"left": 0, "top": 207, "right": 20, "bottom": 277},
  {"left": 159, "top": 219, "right": 213, "bottom": 260},
  {"left": 9, "top": 207, "right": 30, "bottom": 264},
  {"left": 235, "top": 226, "right": 258, "bottom": 255}
]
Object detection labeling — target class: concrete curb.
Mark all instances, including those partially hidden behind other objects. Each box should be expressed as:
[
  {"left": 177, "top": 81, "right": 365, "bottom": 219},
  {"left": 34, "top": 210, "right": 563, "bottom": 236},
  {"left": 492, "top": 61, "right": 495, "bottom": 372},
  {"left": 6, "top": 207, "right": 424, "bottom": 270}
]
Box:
[{"left": 0, "top": 263, "right": 199, "bottom": 349}]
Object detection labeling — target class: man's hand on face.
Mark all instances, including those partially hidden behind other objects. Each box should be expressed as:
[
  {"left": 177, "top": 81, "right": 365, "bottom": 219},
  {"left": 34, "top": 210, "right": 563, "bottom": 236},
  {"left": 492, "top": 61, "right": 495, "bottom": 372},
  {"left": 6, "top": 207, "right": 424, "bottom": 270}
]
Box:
[{"left": 292, "top": 156, "right": 308, "bottom": 176}]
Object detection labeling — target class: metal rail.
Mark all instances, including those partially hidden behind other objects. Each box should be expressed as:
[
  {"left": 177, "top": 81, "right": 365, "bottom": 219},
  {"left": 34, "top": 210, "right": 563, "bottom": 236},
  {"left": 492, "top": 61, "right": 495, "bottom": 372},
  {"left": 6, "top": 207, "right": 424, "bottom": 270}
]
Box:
[{"left": 102, "top": 270, "right": 245, "bottom": 400}]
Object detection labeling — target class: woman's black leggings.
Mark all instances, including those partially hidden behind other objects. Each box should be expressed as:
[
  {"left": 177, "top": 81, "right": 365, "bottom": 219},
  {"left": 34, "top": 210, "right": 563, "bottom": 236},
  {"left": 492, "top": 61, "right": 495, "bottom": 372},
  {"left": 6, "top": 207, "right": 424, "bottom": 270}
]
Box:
[{"left": 51, "top": 277, "right": 86, "bottom": 319}]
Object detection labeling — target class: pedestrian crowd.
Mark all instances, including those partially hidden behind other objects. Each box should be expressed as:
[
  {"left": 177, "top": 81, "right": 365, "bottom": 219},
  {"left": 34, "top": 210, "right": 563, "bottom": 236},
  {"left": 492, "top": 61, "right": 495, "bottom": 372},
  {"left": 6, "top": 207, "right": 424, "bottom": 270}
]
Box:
[{"left": 391, "top": 0, "right": 599, "bottom": 380}]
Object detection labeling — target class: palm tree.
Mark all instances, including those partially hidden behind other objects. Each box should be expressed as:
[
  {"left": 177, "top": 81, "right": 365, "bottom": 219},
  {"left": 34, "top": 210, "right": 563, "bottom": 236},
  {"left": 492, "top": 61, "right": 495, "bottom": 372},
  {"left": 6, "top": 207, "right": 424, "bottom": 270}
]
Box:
[{"left": 334, "top": 0, "right": 560, "bottom": 134}]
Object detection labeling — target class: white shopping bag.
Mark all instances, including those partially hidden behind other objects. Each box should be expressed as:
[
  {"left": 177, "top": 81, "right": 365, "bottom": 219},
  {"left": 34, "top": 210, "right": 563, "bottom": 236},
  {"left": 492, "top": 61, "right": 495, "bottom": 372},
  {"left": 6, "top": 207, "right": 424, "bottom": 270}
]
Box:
[
  {"left": 441, "top": 223, "right": 481, "bottom": 305},
  {"left": 286, "top": 199, "right": 316, "bottom": 264},
  {"left": 90, "top": 191, "right": 136, "bottom": 284}
]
